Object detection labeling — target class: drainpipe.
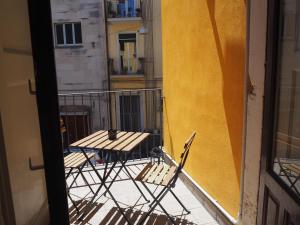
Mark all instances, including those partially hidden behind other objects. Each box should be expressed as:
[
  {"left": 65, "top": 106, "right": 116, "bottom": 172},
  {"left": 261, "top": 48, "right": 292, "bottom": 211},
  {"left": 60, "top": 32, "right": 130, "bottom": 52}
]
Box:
[
  {"left": 234, "top": 0, "right": 252, "bottom": 224},
  {"left": 103, "top": 0, "right": 113, "bottom": 129}
]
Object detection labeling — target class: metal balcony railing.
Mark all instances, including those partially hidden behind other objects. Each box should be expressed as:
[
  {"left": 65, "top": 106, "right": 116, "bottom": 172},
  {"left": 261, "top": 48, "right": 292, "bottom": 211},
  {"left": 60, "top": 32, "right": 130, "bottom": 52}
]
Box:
[
  {"left": 109, "top": 58, "right": 145, "bottom": 75},
  {"left": 58, "top": 88, "right": 162, "bottom": 161},
  {"left": 106, "top": 0, "right": 142, "bottom": 19}
]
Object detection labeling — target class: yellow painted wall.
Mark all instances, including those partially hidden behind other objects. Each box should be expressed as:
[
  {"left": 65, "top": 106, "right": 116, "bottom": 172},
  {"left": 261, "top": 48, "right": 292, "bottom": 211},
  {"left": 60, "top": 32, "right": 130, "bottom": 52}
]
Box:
[
  {"left": 162, "top": 0, "right": 245, "bottom": 217},
  {"left": 111, "top": 75, "right": 145, "bottom": 90}
]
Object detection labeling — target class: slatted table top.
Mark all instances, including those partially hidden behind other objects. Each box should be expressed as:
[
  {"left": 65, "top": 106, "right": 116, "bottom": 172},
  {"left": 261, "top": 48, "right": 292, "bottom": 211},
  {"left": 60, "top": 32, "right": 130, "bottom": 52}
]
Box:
[{"left": 70, "top": 130, "right": 150, "bottom": 152}]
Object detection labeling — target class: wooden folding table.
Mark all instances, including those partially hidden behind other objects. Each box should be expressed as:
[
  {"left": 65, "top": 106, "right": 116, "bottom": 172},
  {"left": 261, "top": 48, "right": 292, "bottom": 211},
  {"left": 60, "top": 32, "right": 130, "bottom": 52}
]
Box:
[{"left": 69, "top": 130, "right": 150, "bottom": 223}]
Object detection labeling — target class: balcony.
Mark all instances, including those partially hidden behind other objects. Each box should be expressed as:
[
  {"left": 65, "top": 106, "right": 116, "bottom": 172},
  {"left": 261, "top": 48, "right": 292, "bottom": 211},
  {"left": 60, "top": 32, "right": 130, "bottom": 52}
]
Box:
[
  {"left": 109, "top": 58, "right": 145, "bottom": 76},
  {"left": 106, "top": 0, "right": 142, "bottom": 22},
  {"left": 59, "top": 89, "right": 220, "bottom": 225}
]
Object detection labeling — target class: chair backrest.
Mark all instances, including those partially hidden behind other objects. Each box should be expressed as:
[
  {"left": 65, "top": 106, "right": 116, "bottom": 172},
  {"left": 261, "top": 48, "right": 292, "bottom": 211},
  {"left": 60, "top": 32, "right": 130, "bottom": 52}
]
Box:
[
  {"left": 170, "top": 131, "right": 196, "bottom": 187},
  {"left": 179, "top": 131, "right": 196, "bottom": 169}
]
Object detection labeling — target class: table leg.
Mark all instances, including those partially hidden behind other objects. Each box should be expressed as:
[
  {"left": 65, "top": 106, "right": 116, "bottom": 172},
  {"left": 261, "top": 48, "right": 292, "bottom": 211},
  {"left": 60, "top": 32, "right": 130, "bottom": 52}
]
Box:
[
  {"left": 79, "top": 149, "right": 133, "bottom": 224},
  {"left": 104, "top": 152, "right": 149, "bottom": 202},
  {"left": 103, "top": 151, "right": 130, "bottom": 194},
  {"left": 81, "top": 150, "right": 118, "bottom": 203},
  {"left": 121, "top": 162, "right": 149, "bottom": 202}
]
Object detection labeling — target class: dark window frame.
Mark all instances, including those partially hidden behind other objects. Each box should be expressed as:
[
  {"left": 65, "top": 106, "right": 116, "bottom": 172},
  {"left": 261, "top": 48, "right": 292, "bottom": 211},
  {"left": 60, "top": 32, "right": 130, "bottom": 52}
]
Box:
[
  {"left": 118, "top": 32, "right": 137, "bottom": 73},
  {"left": 54, "top": 22, "right": 83, "bottom": 47},
  {"left": 262, "top": 0, "right": 300, "bottom": 204},
  {"left": 119, "top": 95, "right": 141, "bottom": 131},
  {"left": 28, "top": 0, "right": 70, "bottom": 224}
]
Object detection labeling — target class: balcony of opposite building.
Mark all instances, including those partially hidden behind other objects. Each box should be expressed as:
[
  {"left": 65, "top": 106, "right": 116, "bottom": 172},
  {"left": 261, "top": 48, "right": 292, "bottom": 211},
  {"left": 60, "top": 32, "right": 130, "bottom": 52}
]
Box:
[{"left": 106, "top": 0, "right": 143, "bottom": 23}]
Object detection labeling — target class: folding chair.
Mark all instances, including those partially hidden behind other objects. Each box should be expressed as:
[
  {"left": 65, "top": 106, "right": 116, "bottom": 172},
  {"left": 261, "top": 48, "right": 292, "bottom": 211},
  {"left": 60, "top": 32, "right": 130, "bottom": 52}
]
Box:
[
  {"left": 64, "top": 152, "right": 96, "bottom": 213},
  {"left": 135, "top": 131, "right": 196, "bottom": 225},
  {"left": 61, "top": 118, "right": 96, "bottom": 214},
  {"left": 277, "top": 158, "right": 300, "bottom": 195}
]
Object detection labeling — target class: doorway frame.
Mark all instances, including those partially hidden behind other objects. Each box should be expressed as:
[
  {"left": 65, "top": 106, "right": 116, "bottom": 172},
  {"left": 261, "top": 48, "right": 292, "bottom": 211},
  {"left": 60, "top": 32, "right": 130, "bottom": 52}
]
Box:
[
  {"left": 27, "top": 0, "right": 70, "bottom": 224},
  {"left": 0, "top": 114, "right": 16, "bottom": 225},
  {"left": 257, "top": 0, "right": 300, "bottom": 224}
]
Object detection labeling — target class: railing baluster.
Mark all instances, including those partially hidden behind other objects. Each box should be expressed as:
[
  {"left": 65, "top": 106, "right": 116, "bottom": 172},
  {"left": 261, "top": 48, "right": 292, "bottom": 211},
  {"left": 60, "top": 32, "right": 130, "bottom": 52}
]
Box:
[
  {"left": 81, "top": 94, "right": 86, "bottom": 138},
  {"left": 98, "top": 93, "right": 102, "bottom": 129},
  {"left": 72, "top": 95, "right": 78, "bottom": 141},
  {"left": 159, "top": 89, "right": 163, "bottom": 148},
  {"left": 89, "top": 93, "right": 93, "bottom": 133},
  {"left": 154, "top": 89, "right": 156, "bottom": 130},
  {"left": 64, "top": 95, "right": 70, "bottom": 150},
  {"left": 113, "top": 92, "right": 117, "bottom": 130},
  {"left": 145, "top": 89, "right": 148, "bottom": 132},
  {"left": 105, "top": 92, "right": 109, "bottom": 130},
  {"left": 121, "top": 91, "right": 125, "bottom": 131},
  {"left": 129, "top": 90, "right": 132, "bottom": 131}
]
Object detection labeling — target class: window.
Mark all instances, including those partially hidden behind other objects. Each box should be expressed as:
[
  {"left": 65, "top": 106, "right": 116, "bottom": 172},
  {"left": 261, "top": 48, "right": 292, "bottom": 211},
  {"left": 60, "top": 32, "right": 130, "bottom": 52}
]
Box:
[
  {"left": 119, "top": 95, "right": 141, "bottom": 131},
  {"left": 118, "top": 33, "right": 137, "bottom": 73},
  {"left": 54, "top": 22, "right": 82, "bottom": 46},
  {"left": 271, "top": 0, "right": 300, "bottom": 198},
  {"left": 296, "top": 1, "right": 300, "bottom": 51}
]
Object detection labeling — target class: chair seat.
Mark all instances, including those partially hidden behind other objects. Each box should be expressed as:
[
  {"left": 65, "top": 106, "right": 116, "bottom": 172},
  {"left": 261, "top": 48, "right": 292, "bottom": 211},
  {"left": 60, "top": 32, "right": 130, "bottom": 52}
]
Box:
[
  {"left": 64, "top": 152, "right": 95, "bottom": 168},
  {"left": 135, "top": 163, "right": 177, "bottom": 186},
  {"left": 283, "top": 163, "right": 300, "bottom": 175}
]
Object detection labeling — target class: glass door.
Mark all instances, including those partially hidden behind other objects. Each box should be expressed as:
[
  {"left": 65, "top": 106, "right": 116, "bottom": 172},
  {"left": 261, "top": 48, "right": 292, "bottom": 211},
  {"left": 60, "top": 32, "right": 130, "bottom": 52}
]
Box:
[{"left": 257, "top": 0, "right": 300, "bottom": 224}]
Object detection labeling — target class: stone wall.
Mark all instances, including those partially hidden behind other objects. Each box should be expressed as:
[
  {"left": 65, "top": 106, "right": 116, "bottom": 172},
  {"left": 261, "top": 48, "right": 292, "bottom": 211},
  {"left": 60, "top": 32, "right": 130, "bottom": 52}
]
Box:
[{"left": 51, "top": 0, "right": 108, "bottom": 91}]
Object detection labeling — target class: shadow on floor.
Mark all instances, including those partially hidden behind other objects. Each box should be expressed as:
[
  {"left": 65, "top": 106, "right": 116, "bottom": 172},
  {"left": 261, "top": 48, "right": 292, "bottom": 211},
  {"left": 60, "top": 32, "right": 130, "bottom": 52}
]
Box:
[
  {"left": 99, "top": 207, "right": 197, "bottom": 225},
  {"left": 69, "top": 201, "right": 197, "bottom": 225},
  {"left": 69, "top": 200, "right": 103, "bottom": 225}
]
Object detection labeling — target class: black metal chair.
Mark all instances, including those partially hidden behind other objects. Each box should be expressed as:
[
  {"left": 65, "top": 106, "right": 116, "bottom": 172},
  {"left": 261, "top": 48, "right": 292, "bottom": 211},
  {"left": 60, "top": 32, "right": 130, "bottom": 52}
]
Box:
[
  {"left": 61, "top": 118, "right": 96, "bottom": 214},
  {"left": 135, "top": 131, "right": 196, "bottom": 225},
  {"left": 64, "top": 152, "right": 96, "bottom": 214}
]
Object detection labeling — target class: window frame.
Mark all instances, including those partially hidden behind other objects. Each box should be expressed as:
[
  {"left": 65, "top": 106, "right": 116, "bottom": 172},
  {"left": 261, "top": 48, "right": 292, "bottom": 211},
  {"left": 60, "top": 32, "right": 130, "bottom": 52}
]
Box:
[
  {"left": 115, "top": 92, "right": 145, "bottom": 131},
  {"left": 117, "top": 32, "right": 138, "bottom": 73},
  {"left": 263, "top": 0, "right": 300, "bottom": 203},
  {"left": 296, "top": 0, "right": 300, "bottom": 51},
  {"left": 54, "top": 22, "right": 83, "bottom": 47}
]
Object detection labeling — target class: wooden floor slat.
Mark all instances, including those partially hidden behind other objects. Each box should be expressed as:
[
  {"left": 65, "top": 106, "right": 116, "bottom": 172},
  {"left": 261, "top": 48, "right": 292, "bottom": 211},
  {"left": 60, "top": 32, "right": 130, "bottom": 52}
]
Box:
[
  {"left": 65, "top": 153, "right": 95, "bottom": 168},
  {"left": 71, "top": 153, "right": 95, "bottom": 168},
  {"left": 104, "top": 132, "right": 135, "bottom": 150},
  {"left": 69, "top": 153, "right": 93, "bottom": 168},
  {"left": 65, "top": 153, "right": 85, "bottom": 167},
  {"left": 65, "top": 154, "right": 86, "bottom": 168},
  {"left": 154, "top": 165, "right": 170, "bottom": 185},
  {"left": 64, "top": 153, "right": 81, "bottom": 164},
  {"left": 113, "top": 133, "right": 142, "bottom": 151},
  {"left": 161, "top": 166, "right": 177, "bottom": 186},
  {"left": 122, "top": 133, "right": 150, "bottom": 151},
  {"left": 142, "top": 164, "right": 158, "bottom": 182},
  {"left": 77, "top": 131, "right": 108, "bottom": 148},
  {"left": 86, "top": 132, "right": 114, "bottom": 148},
  {"left": 70, "top": 130, "right": 106, "bottom": 147},
  {"left": 94, "top": 132, "right": 128, "bottom": 149},
  {"left": 135, "top": 163, "right": 153, "bottom": 181},
  {"left": 284, "top": 164, "right": 300, "bottom": 175},
  {"left": 147, "top": 164, "right": 164, "bottom": 183}
]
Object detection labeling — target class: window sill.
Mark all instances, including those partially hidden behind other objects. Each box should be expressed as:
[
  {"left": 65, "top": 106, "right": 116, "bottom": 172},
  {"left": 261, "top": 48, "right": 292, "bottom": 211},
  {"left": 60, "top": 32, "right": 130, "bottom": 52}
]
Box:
[
  {"left": 55, "top": 45, "right": 83, "bottom": 49},
  {"left": 111, "top": 74, "right": 144, "bottom": 77},
  {"left": 107, "top": 17, "right": 142, "bottom": 23}
]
